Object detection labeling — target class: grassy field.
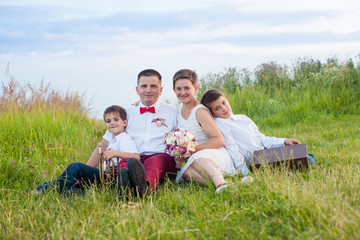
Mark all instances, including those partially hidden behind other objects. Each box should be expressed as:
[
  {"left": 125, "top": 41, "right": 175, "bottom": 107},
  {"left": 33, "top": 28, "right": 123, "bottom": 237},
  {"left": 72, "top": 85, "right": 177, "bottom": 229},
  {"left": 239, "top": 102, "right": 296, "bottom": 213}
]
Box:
[{"left": 1, "top": 57, "right": 360, "bottom": 239}]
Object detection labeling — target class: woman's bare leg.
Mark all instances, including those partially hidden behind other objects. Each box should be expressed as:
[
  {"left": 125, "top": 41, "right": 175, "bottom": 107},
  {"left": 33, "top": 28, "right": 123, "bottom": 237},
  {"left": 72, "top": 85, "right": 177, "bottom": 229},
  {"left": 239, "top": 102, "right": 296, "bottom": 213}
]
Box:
[
  {"left": 189, "top": 158, "right": 226, "bottom": 188},
  {"left": 183, "top": 166, "right": 207, "bottom": 184}
]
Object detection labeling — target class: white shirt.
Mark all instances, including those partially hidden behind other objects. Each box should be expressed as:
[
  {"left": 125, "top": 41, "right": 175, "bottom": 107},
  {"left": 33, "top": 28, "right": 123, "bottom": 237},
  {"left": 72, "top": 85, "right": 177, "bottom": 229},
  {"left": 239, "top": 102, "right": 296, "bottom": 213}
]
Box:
[
  {"left": 103, "top": 101, "right": 177, "bottom": 155},
  {"left": 103, "top": 132, "right": 138, "bottom": 171},
  {"left": 215, "top": 114, "right": 285, "bottom": 167}
]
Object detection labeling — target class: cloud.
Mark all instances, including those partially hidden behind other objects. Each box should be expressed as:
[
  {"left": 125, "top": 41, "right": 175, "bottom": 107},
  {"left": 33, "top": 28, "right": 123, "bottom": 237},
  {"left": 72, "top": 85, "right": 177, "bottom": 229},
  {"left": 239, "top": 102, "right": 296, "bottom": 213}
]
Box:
[
  {"left": 2, "top": 1, "right": 359, "bottom": 56},
  {"left": 1, "top": 0, "right": 360, "bottom": 118}
]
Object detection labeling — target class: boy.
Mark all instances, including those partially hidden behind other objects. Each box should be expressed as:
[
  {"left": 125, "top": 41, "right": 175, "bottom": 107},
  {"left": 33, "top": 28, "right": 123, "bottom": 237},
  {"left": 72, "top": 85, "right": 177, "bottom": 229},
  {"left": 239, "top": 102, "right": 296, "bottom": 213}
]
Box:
[
  {"left": 200, "top": 89, "right": 315, "bottom": 174},
  {"left": 31, "top": 105, "right": 139, "bottom": 194}
]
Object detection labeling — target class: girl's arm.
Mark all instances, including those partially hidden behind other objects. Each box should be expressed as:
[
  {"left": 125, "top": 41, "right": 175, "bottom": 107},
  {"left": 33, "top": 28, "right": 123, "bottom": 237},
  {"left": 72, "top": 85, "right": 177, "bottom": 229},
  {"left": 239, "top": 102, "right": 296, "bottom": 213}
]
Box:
[{"left": 195, "top": 108, "right": 225, "bottom": 151}]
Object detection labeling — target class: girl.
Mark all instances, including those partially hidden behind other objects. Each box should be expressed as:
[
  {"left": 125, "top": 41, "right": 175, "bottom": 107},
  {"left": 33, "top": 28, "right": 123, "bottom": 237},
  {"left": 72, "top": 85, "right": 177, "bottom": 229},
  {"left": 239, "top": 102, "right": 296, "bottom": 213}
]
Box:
[
  {"left": 173, "top": 69, "right": 251, "bottom": 194},
  {"left": 200, "top": 89, "right": 315, "bottom": 168}
]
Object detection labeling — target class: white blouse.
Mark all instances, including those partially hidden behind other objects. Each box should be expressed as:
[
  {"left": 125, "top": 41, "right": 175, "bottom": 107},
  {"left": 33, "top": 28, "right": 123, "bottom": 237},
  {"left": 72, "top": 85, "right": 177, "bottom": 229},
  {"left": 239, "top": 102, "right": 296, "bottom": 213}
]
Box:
[
  {"left": 177, "top": 104, "right": 210, "bottom": 144},
  {"left": 215, "top": 114, "right": 285, "bottom": 168}
]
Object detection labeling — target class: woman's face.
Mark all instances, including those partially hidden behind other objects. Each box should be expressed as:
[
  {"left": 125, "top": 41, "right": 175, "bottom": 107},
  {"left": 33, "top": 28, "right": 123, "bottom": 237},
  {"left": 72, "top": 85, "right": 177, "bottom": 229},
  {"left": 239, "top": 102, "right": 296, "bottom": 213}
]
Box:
[{"left": 173, "top": 79, "right": 198, "bottom": 104}]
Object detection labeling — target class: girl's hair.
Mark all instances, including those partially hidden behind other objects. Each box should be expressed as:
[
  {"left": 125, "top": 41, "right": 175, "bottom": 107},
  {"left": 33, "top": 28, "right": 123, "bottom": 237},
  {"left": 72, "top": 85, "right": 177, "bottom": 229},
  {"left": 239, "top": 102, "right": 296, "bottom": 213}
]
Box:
[
  {"left": 200, "top": 89, "right": 225, "bottom": 112},
  {"left": 172, "top": 69, "right": 198, "bottom": 88},
  {"left": 103, "top": 105, "right": 127, "bottom": 121}
]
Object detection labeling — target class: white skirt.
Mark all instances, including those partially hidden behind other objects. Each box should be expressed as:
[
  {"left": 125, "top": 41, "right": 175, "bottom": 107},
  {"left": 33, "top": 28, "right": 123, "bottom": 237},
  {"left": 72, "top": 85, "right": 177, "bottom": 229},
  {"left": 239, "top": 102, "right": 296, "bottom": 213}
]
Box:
[{"left": 175, "top": 147, "right": 237, "bottom": 182}]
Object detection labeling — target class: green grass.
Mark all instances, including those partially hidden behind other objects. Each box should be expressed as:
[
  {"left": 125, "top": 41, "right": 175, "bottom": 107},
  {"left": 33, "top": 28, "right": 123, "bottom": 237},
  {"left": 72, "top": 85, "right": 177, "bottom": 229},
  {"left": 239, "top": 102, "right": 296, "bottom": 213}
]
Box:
[{"left": 1, "top": 57, "right": 360, "bottom": 239}]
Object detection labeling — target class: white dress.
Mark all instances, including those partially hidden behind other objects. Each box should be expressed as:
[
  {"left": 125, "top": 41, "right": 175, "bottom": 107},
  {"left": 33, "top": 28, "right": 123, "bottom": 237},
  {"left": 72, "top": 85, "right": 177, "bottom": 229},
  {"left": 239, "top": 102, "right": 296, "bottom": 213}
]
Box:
[{"left": 175, "top": 104, "right": 237, "bottom": 182}]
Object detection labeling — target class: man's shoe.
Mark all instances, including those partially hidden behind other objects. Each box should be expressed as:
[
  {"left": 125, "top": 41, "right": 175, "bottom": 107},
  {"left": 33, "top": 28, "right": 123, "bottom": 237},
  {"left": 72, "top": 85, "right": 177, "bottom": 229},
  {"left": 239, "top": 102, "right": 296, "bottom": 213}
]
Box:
[
  {"left": 117, "top": 168, "right": 132, "bottom": 199},
  {"left": 127, "top": 158, "right": 148, "bottom": 198}
]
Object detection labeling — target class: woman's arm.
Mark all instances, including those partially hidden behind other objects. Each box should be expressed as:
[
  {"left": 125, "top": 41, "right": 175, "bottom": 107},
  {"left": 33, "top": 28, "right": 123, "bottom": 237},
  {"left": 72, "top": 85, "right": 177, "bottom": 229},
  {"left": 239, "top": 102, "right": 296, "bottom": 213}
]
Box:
[{"left": 195, "top": 108, "right": 225, "bottom": 151}]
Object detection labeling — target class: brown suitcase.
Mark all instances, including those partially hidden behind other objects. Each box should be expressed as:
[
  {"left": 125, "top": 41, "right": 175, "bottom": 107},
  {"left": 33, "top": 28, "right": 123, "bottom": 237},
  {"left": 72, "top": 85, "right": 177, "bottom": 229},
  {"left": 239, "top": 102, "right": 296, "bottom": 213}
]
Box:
[{"left": 251, "top": 143, "right": 309, "bottom": 170}]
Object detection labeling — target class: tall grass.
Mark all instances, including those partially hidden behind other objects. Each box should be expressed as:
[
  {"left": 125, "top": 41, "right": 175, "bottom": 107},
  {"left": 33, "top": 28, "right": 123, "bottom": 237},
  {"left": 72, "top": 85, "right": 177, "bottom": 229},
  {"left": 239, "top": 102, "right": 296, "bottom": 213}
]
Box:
[
  {"left": 198, "top": 56, "right": 360, "bottom": 127},
  {"left": 0, "top": 75, "right": 105, "bottom": 190},
  {"left": 1, "top": 56, "right": 360, "bottom": 239}
]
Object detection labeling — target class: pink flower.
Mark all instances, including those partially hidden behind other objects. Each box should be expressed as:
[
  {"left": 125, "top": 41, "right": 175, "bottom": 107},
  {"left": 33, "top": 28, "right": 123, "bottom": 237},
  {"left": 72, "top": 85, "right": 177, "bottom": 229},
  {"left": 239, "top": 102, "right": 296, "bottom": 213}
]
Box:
[
  {"left": 152, "top": 118, "right": 168, "bottom": 127},
  {"left": 179, "top": 148, "right": 186, "bottom": 154},
  {"left": 163, "top": 128, "right": 197, "bottom": 162}
]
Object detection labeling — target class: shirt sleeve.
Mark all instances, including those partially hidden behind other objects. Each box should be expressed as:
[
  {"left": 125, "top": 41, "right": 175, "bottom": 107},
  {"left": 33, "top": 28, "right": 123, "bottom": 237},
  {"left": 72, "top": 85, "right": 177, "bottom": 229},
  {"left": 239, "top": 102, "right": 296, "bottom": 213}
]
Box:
[
  {"left": 247, "top": 116, "right": 285, "bottom": 149},
  {"left": 103, "top": 130, "right": 113, "bottom": 142},
  {"left": 118, "top": 134, "right": 139, "bottom": 154},
  {"left": 215, "top": 118, "right": 246, "bottom": 170}
]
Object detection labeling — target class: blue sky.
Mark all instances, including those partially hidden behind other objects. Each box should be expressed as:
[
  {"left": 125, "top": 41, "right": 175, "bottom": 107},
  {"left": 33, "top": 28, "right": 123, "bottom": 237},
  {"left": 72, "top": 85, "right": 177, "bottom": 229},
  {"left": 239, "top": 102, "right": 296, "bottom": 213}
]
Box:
[{"left": 1, "top": 0, "right": 360, "bottom": 118}]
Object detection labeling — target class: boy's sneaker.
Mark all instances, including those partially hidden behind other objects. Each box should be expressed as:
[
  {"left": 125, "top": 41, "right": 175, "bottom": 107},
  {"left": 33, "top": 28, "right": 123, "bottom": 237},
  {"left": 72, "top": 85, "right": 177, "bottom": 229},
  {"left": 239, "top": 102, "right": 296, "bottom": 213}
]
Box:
[
  {"left": 241, "top": 176, "right": 254, "bottom": 184},
  {"left": 127, "top": 158, "right": 148, "bottom": 198},
  {"left": 308, "top": 153, "right": 315, "bottom": 166},
  {"left": 24, "top": 189, "right": 39, "bottom": 195}
]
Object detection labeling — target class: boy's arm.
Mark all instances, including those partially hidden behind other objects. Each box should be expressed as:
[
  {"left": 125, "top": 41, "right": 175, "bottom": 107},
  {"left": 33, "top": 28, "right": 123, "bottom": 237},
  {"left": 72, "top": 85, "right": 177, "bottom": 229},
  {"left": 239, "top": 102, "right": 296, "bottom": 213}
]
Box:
[
  {"left": 284, "top": 138, "right": 301, "bottom": 145},
  {"left": 103, "top": 149, "right": 140, "bottom": 161},
  {"left": 247, "top": 116, "right": 285, "bottom": 148},
  {"left": 102, "top": 133, "right": 140, "bottom": 161},
  {"left": 86, "top": 138, "right": 109, "bottom": 167}
]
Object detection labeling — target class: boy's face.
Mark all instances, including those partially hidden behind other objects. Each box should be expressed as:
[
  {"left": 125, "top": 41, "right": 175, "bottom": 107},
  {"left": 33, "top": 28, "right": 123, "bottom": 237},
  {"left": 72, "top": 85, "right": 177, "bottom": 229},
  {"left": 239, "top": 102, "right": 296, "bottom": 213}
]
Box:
[
  {"left": 209, "top": 95, "right": 233, "bottom": 119},
  {"left": 136, "top": 76, "right": 163, "bottom": 106},
  {"left": 104, "top": 112, "right": 127, "bottom": 137}
]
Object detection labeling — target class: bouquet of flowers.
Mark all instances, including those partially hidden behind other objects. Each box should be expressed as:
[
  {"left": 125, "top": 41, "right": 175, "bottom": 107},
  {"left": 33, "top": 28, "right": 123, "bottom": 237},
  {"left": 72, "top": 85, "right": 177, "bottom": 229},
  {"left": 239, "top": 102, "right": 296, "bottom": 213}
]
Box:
[{"left": 163, "top": 128, "right": 197, "bottom": 169}]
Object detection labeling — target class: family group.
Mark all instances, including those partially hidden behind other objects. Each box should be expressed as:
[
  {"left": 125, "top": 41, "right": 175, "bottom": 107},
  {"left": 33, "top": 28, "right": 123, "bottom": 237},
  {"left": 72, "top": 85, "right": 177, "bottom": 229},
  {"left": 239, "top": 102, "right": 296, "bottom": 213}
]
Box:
[{"left": 31, "top": 69, "right": 310, "bottom": 197}]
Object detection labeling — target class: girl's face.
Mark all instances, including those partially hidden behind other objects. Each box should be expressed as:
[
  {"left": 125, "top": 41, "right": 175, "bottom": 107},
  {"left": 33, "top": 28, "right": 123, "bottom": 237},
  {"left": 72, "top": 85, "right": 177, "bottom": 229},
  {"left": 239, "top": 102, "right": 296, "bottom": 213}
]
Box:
[
  {"left": 173, "top": 79, "right": 198, "bottom": 104},
  {"left": 209, "top": 95, "right": 233, "bottom": 119}
]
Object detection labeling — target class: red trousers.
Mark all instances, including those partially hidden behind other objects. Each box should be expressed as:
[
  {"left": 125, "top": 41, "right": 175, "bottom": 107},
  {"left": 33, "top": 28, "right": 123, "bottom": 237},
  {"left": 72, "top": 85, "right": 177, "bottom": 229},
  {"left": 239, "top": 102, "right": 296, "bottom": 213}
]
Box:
[{"left": 118, "top": 153, "right": 176, "bottom": 191}]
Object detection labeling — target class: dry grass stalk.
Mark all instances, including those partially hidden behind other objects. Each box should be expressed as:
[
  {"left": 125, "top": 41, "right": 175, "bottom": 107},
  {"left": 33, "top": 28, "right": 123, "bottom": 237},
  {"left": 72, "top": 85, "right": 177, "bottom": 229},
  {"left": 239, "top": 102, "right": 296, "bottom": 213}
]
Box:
[{"left": 1, "top": 75, "right": 87, "bottom": 115}]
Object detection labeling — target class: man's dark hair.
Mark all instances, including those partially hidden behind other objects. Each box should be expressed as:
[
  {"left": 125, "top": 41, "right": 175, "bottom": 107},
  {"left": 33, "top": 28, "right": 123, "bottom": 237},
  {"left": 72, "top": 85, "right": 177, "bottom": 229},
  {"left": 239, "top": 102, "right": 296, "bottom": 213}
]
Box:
[
  {"left": 103, "top": 105, "right": 127, "bottom": 121},
  {"left": 137, "top": 69, "right": 162, "bottom": 85}
]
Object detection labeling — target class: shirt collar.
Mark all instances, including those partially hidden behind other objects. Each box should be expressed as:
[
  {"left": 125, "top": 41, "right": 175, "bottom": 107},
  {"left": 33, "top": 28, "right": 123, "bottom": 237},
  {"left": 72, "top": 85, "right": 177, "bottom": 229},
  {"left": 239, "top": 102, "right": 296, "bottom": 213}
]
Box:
[
  {"left": 112, "top": 132, "right": 125, "bottom": 142},
  {"left": 229, "top": 113, "right": 236, "bottom": 121}
]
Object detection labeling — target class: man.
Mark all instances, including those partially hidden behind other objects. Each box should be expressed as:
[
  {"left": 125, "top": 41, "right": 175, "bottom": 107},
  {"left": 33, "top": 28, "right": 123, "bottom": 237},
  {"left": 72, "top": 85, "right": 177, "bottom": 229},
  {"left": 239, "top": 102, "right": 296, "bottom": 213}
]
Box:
[{"left": 86, "top": 69, "right": 177, "bottom": 197}]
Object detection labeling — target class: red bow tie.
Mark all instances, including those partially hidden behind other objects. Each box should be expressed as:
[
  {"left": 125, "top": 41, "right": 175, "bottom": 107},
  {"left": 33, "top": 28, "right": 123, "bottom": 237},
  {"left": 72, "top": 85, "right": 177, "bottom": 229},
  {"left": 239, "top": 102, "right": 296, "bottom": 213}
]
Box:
[{"left": 140, "top": 106, "right": 155, "bottom": 114}]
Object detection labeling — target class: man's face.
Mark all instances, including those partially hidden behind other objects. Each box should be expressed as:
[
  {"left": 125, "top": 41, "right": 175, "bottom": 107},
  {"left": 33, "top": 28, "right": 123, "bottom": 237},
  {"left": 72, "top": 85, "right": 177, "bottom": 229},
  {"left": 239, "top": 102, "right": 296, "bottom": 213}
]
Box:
[{"left": 136, "top": 76, "right": 163, "bottom": 106}]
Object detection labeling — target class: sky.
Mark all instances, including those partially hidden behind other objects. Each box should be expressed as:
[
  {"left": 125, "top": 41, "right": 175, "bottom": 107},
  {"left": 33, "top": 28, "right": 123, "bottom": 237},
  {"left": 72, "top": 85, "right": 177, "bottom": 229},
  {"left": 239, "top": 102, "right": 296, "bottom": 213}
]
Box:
[{"left": 1, "top": 0, "right": 360, "bottom": 119}]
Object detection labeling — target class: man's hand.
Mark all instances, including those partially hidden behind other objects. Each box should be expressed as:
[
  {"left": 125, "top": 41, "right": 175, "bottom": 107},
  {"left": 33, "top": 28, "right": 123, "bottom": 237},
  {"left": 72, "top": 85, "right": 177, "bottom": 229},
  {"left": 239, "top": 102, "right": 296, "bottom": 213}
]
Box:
[{"left": 284, "top": 138, "right": 301, "bottom": 145}]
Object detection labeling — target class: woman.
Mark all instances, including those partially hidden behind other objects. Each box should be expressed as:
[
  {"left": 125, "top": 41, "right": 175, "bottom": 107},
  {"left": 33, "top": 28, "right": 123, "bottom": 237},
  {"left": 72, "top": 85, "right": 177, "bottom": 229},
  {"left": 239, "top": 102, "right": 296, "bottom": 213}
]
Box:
[{"left": 173, "top": 69, "right": 238, "bottom": 193}]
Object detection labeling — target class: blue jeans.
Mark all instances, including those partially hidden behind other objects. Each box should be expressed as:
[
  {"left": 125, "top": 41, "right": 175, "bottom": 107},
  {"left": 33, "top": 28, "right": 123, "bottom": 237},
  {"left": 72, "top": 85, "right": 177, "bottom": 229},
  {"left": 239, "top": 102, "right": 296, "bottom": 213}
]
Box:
[{"left": 36, "top": 162, "right": 100, "bottom": 193}]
